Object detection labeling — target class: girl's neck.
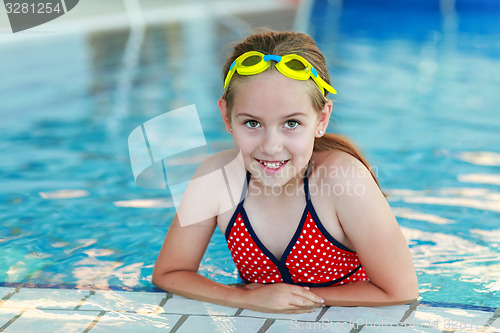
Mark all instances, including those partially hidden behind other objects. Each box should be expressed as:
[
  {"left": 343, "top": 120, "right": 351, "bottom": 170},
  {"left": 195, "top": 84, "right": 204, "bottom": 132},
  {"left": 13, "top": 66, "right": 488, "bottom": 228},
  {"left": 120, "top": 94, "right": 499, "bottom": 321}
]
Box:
[{"left": 247, "top": 166, "right": 307, "bottom": 201}]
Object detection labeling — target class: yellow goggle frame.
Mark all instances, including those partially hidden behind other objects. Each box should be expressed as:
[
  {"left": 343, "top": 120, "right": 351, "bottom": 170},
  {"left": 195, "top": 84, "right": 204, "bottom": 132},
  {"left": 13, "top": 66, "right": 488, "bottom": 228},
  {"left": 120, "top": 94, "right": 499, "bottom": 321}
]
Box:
[{"left": 224, "top": 51, "right": 337, "bottom": 95}]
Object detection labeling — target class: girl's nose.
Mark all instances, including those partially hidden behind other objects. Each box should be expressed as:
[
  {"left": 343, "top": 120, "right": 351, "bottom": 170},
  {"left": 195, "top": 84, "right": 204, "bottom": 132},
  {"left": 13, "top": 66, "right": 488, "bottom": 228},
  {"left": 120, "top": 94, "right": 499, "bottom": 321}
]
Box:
[{"left": 259, "top": 129, "right": 283, "bottom": 156}]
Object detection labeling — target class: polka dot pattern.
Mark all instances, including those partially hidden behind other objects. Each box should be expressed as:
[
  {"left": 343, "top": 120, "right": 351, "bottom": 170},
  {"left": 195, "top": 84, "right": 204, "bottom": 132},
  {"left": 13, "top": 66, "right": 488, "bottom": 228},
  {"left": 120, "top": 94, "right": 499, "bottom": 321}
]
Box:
[
  {"left": 227, "top": 214, "right": 283, "bottom": 283},
  {"left": 285, "top": 213, "right": 368, "bottom": 285},
  {"left": 227, "top": 212, "right": 369, "bottom": 286}
]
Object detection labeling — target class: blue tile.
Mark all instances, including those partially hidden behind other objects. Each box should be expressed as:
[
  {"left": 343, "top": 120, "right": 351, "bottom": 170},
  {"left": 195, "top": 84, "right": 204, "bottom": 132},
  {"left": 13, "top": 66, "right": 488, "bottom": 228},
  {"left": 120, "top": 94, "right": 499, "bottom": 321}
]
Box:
[
  {"left": 3, "top": 309, "right": 100, "bottom": 333},
  {"left": 176, "top": 315, "right": 266, "bottom": 333},
  {"left": 90, "top": 312, "right": 182, "bottom": 332}
]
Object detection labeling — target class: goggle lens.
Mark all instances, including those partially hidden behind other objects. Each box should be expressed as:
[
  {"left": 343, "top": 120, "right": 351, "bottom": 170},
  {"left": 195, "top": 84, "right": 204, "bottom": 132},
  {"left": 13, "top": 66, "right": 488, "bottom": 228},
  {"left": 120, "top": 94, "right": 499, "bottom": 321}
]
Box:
[
  {"left": 241, "top": 55, "right": 262, "bottom": 66},
  {"left": 284, "top": 58, "right": 306, "bottom": 71},
  {"left": 225, "top": 51, "right": 336, "bottom": 95}
]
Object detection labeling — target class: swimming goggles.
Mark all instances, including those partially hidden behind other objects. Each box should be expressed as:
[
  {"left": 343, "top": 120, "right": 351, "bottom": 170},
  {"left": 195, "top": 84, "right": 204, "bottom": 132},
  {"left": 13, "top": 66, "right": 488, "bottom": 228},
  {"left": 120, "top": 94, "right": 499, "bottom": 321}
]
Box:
[{"left": 224, "top": 51, "right": 337, "bottom": 95}]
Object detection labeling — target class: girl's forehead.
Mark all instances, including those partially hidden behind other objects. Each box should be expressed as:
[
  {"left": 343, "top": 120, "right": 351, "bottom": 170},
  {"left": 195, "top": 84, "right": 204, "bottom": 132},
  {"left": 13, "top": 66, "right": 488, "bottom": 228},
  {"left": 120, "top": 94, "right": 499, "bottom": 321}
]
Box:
[{"left": 232, "top": 73, "right": 316, "bottom": 118}]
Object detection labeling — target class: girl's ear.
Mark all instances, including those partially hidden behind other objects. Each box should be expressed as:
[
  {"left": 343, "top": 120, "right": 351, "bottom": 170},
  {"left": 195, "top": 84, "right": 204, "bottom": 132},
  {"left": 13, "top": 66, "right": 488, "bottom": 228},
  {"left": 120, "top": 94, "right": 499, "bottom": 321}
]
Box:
[
  {"left": 218, "top": 97, "right": 233, "bottom": 134},
  {"left": 315, "top": 100, "right": 333, "bottom": 137}
]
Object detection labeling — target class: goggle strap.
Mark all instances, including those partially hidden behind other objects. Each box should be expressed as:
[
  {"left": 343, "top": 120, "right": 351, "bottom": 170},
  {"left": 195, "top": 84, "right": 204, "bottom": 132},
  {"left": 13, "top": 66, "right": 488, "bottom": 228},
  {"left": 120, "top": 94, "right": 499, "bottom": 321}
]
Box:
[
  {"left": 316, "top": 75, "right": 337, "bottom": 95},
  {"left": 263, "top": 54, "right": 283, "bottom": 63},
  {"left": 310, "top": 66, "right": 318, "bottom": 77},
  {"left": 229, "top": 59, "right": 237, "bottom": 71},
  {"left": 224, "top": 68, "right": 235, "bottom": 88},
  {"left": 224, "top": 52, "right": 337, "bottom": 95}
]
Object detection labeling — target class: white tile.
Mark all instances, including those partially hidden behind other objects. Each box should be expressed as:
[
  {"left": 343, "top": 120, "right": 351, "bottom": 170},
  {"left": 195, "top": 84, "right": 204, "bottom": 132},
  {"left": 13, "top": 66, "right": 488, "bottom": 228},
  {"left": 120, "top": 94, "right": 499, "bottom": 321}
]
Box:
[
  {"left": 266, "top": 319, "right": 354, "bottom": 332},
  {"left": 0, "top": 287, "right": 16, "bottom": 299},
  {"left": 239, "top": 306, "right": 323, "bottom": 321},
  {"left": 490, "top": 316, "right": 500, "bottom": 330},
  {"left": 456, "top": 328, "right": 500, "bottom": 333},
  {"left": 406, "top": 305, "right": 492, "bottom": 331},
  {"left": 79, "top": 290, "right": 167, "bottom": 313},
  {"left": 3, "top": 309, "right": 100, "bottom": 333},
  {"left": 162, "top": 295, "right": 238, "bottom": 316},
  {"left": 361, "top": 325, "right": 441, "bottom": 332},
  {"left": 321, "top": 305, "right": 410, "bottom": 325},
  {"left": 0, "top": 308, "right": 22, "bottom": 328},
  {"left": 90, "top": 312, "right": 182, "bottom": 332},
  {"left": 1, "top": 288, "right": 89, "bottom": 310},
  {"left": 176, "top": 315, "right": 266, "bottom": 333}
]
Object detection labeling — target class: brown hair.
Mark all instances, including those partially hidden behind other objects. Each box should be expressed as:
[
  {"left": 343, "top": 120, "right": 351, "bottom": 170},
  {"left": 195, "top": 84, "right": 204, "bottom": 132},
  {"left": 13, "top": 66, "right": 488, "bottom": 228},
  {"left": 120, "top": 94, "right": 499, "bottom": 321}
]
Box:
[{"left": 221, "top": 30, "right": 383, "bottom": 191}]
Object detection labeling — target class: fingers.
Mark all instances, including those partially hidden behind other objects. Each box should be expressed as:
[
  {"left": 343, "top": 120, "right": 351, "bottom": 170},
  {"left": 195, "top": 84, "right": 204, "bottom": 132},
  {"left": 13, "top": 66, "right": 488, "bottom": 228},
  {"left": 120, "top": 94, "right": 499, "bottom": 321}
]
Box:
[
  {"left": 282, "top": 308, "right": 316, "bottom": 314},
  {"left": 291, "top": 286, "right": 325, "bottom": 306},
  {"left": 246, "top": 283, "right": 325, "bottom": 314},
  {"left": 283, "top": 301, "right": 323, "bottom": 314},
  {"left": 288, "top": 294, "right": 323, "bottom": 309}
]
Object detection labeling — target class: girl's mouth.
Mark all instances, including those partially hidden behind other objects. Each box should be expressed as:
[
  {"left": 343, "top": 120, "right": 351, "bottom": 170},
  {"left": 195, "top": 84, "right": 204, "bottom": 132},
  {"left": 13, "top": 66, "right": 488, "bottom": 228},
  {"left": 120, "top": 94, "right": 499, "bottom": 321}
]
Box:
[{"left": 256, "top": 159, "right": 288, "bottom": 173}]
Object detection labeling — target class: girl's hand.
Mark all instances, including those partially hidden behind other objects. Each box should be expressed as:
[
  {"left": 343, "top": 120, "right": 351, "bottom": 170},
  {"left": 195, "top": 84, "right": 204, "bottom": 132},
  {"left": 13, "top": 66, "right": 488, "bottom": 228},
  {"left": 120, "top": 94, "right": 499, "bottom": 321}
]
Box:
[
  {"left": 244, "top": 283, "right": 266, "bottom": 290},
  {"left": 242, "top": 283, "right": 325, "bottom": 313}
]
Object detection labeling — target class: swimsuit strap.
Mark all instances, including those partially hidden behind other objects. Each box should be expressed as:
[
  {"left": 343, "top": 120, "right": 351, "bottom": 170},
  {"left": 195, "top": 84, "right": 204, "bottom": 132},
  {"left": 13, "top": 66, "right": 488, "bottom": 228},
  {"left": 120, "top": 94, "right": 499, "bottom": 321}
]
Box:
[
  {"left": 304, "top": 161, "right": 311, "bottom": 202},
  {"left": 238, "top": 171, "right": 252, "bottom": 204}
]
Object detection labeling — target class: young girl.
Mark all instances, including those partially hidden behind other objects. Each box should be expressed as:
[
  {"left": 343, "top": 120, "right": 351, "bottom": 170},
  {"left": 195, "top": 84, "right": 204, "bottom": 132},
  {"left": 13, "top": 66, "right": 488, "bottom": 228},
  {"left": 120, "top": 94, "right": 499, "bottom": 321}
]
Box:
[{"left": 152, "top": 31, "right": 418, "bottom": 314}]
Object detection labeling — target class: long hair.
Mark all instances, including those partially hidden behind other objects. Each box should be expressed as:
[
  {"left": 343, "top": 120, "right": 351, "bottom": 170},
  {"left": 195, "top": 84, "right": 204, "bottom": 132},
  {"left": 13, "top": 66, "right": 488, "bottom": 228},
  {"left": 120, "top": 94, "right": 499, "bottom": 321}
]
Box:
[{"left": 221, "top": 30, "right": 383, "bottom": 191}]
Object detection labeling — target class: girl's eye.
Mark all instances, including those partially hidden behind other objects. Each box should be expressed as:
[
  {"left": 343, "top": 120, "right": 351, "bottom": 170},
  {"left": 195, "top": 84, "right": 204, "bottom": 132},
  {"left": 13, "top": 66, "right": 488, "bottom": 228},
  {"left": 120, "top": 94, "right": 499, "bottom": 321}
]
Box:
[
  {"left": 284, "top": 120, "right": 299, "bottom": 129},
  {"left": 245, "top": 120, "right": 260, "bottom": 128}
]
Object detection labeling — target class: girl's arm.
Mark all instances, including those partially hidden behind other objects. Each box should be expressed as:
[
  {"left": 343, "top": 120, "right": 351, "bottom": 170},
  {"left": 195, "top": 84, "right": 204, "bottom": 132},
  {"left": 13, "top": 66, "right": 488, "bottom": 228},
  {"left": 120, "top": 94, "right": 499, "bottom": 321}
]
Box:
[
  {"left": 153, "top": 219, "right": 323, "bottom": 313},
  {"left": 311, "top": 152, "right": 419, "bottom": 306},
  {"left": 152, "top": 153, "right": 323, "bottom": 313},
  {"left": 152, "top": 214, "right": 246, "bottom": 306}
]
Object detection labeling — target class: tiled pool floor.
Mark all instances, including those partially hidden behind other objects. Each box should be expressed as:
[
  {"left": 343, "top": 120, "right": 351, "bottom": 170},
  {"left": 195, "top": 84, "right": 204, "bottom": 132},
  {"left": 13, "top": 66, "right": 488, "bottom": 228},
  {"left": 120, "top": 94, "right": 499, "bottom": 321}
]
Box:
[{"left": 0, "top": 287, "right": 498, "bottom": 332}]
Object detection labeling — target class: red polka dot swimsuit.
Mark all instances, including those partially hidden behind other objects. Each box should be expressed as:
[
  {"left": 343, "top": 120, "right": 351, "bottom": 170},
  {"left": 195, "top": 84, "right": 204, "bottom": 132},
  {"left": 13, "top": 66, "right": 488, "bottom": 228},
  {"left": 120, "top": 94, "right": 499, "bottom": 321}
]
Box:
[{"left": 225, "top": 168, "right": 369, "bottom": 287}]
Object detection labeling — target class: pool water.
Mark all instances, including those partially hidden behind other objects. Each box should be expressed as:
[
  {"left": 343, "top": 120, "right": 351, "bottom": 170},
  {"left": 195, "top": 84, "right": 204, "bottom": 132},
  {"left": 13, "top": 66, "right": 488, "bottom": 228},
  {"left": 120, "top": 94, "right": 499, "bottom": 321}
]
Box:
[
  {"left": 1, "top": 0, "right": 499, "bottom": 310},
  {"left": 311, "top": 0, "right": 500, "bottom": 308}
]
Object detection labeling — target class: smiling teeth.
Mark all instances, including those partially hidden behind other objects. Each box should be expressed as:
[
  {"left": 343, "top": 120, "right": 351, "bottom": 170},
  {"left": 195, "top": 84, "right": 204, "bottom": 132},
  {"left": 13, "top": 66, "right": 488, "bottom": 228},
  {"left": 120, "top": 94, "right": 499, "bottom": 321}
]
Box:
[{"left": 259, "top": 160, "right": 286, "bottom": 169}]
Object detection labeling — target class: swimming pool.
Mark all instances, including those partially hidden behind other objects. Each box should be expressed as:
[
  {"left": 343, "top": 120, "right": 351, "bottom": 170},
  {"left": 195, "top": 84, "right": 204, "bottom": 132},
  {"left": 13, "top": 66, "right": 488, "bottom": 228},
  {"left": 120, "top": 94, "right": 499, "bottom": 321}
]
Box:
[{"left": 0, "top": 0, "right": 499, "bottom": 312}]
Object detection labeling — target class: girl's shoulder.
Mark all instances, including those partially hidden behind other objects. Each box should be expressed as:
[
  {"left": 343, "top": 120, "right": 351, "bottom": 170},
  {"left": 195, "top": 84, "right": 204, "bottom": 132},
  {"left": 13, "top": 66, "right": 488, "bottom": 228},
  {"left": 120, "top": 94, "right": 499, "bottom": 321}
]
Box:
[
  {"left": 176, "top": 148, "right": 245, "bottom": 226},
  {"left": 192, "top": 148, "right": 246, "bottom": 198},
  {"left": 311, "top": 149, "right": 370, "bottom": 182},
  {"left": 310, "top": 149, "right": 383, "bottom": 207},
  {"left": 195, "top": 148, "right": 243, "bottom": 177}
]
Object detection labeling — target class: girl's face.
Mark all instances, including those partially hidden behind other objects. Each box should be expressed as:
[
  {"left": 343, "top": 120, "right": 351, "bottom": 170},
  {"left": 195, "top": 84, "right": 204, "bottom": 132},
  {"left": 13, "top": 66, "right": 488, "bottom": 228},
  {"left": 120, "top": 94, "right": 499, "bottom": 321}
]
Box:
[{"left": 219, "top": 72, "right": 332, "bottom": 188}]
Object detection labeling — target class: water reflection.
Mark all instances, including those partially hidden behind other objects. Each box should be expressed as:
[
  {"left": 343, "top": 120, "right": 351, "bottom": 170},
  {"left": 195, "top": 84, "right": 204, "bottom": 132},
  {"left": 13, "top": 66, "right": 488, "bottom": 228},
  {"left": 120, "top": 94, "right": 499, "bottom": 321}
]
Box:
[
  {"left": 73, "top": 253, "right": 144, "bottom": 290},
  {"left": 402, "top": 227, "right": 500, "bottom": 303},
  {"left": 113, "top": 198, "right": 173, "bottom": 208},
  {"left": 458, "top": 173, "right": 500, "bottom": 186},
  {"left": 39, "top": 190, "right": 89, "bottom": 199},
  {"left": 73, "top": 256, "right": 122, "bottom": 290},
  {"left": 389, "top": 187, "right": 500, "bottom": 213},
  {"left": 392, "top": 207, "right": 454, "bottom": 225},
  {"left": 457, "top": 152, "right": 500, "bottom": 166},
  {"left": 471, "top": 229, "right": 500, "bottom": 250}
]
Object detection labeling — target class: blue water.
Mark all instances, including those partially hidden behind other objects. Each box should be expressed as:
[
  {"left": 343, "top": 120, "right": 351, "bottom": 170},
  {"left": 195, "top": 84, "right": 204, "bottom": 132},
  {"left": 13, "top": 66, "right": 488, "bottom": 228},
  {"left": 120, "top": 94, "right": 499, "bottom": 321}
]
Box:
[{"left": 0, "top": 0, "right": 499, "bottom": 309}]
